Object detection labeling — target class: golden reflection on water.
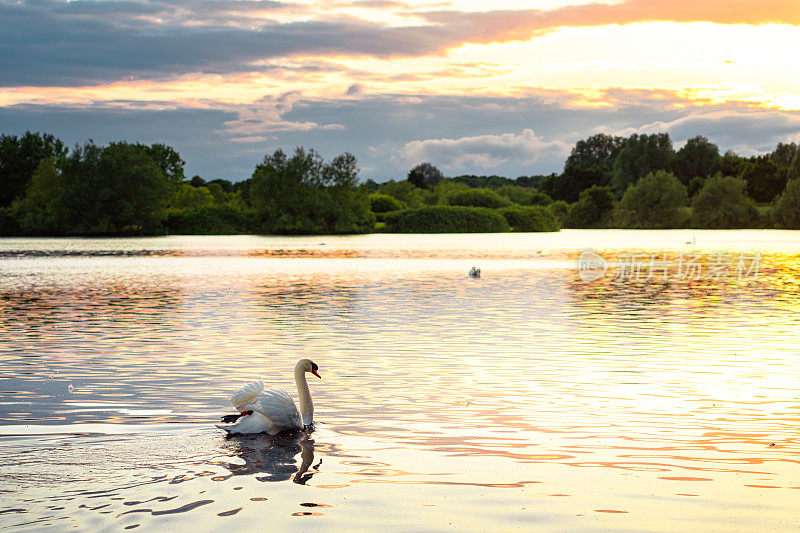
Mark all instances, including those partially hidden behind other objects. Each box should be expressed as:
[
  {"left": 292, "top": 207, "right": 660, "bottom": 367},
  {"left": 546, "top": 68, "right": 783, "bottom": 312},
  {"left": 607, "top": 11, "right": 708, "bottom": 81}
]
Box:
[{"left": 1, "top": 232, "right": 800, "bottom": 531}]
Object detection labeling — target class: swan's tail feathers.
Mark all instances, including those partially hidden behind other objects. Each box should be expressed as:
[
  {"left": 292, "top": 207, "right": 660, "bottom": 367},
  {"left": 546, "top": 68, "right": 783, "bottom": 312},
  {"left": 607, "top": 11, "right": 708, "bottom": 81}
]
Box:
[
  {"left": 220, "top": 410, "right": 253, "bottom": 424},
  {"left": 215, "top": 410, "right": 278, "bottom": 435}
]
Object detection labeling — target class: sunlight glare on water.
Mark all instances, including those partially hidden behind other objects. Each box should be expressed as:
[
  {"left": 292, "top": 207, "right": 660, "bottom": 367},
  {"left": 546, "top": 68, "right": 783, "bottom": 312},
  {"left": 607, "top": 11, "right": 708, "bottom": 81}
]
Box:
[{"left": 1, "top": 230, "right": 799, "bottom": 531}]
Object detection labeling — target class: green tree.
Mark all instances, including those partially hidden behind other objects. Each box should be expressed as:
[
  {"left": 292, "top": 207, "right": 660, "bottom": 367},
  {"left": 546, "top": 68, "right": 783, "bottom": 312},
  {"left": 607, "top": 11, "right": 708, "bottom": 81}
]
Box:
[
  {"left": 741, "top": 156, "right": 785, "bottom": 203},
  {"left": 249, "top": 147, "right": 373, "bottom": 234},
  {"left": 691, "top": 174, "right": 757, "bottom": 228},
  {"left": 720, "top": 150, "right": 747, "bottom": 177},
  {"left": 451, "top": 175, "right": 514, "bottom": 189},
  {"left": 612, "top": 133, "right": 675, "bottom": 195},
  {"left": 0, "top": 132, "right": 66, "bottom": 207},
  {"left": 64, "top": 142, "right": 171, "bottom": 234},
  {"left": 426, "top": 179, "right": 468, "bottom": 205},
  {"left": 14, "top": 141, "right": 171, "bottom": 234},
  {"left": 11, "top": 157, "right": 63, "bottom": 234},
  {"left": 789, "top": 150, "right": 800, "bottom": 182},
  {"left": 170, "top": 183, "right": 214, "bottom": 209},
  {"left": 547, "top": 200, "right": 569, "bottom": 226},
  {"left": 136, "top": 143, "right": 185, "bottom": 182},
  {"left": 206, "top": 182, "right": 228, "bottom": 204},
  {"left": 687, "top": 176, "right": 705, "bottom": 197},
  {"left": 565, "top": 185, "right": 615, "bottom": 228},
  {"left": 565, "top": 133, "right": 625, "bottom": 171},
  {"left": 773, "top": 179, "right": 800, "bottom": 229},
  {"left": 614, "top": 170, "right": 688, "bottom": 228},
  {"left": 208, "top": 179, "right": 234, "bottom": 193},
  {"left": 515, "top": 174, "right": 549, "bottom": 188},
  {"left": 672, "top": 136, "right": 720, "bottom": 185},
  {"left": 407, "top": 162, "right": 444, "bottom": 189},
  {"left": 542, "top": 165, "right": 610, "bottom": 203},
  {"left": 770, "top": 142, "right": 798, "bottom": 167}
]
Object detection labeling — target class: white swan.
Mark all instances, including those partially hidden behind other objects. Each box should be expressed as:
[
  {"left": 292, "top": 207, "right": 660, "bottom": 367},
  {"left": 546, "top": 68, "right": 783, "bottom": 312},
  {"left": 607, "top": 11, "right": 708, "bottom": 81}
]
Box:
[{"left": 216, "top": 359, "right": 321, "bottom": 435}]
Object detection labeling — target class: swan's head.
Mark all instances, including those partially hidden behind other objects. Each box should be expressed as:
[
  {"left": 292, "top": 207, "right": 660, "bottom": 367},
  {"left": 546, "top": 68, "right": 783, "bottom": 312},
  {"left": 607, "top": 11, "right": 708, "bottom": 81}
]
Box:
[{"left": 297, "top": 358, "right": 321, "bottom": 379}]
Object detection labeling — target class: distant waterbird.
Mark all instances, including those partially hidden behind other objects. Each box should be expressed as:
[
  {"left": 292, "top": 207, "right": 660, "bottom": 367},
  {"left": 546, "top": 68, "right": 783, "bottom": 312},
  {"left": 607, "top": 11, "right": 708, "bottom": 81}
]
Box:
[
  {"left": 469, "top": 267, "right": 481, "bottom": 278},
  {"left": 217, "top": 359, "right": 321, "bottom": 435}
]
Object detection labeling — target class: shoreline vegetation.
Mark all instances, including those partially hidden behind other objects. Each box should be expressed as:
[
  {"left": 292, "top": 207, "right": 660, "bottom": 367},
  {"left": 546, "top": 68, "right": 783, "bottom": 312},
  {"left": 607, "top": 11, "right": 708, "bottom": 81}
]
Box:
[{"left": 1, "top": 132, "right": 799, "bottom": 236}]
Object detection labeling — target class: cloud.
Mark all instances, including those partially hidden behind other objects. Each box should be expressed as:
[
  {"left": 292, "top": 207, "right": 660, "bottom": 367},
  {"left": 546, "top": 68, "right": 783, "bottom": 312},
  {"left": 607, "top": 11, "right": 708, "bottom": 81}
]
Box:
[
  {"left": 626, "top": 110, "right": 800, "bottom": 154},
  {"left": 4, "top": 89, "right": 800, "bottom": 181},
  {"left": 219, "top": 92, "right": 345, "bottom": 140},
  {"left": 0, "top": 0, "right": 449, "bottom": 86},
  {"left": 421, "top": 0, "right": 800, "bottom": 46},
  {"left": 3, "top": 0, "right": 798, "bottom": 87},
  {"left": 345, "top": 84, "right": 365, "bottom": 96},
  {"left": 402, "top": 129, "right": 570, "bottom": 169}
]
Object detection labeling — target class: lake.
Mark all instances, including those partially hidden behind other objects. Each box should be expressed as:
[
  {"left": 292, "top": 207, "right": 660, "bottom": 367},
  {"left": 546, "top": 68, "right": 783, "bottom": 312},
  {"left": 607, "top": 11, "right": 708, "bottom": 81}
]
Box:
[{"left": 1, "top": 230, "right": 799, "bottom": 531}]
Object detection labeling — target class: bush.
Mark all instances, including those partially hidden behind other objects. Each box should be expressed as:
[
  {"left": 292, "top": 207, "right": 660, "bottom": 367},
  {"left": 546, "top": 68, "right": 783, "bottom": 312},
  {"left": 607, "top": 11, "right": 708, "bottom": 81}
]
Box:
[
  {"left": 614, "top": 170, "right": 688, "bottom": 228},
  {"left": 385, "top": 206, "right": 510, "bottom": 233},
  {"left": 447, "top": 188, "right": 511, "bottom": 208},
  {"left": 376, "top": 180, "right": 426, "bottom": 208},
  {"left": 691, "top": 174, "right": 757, "bottom": 228},
  {"left": 564, "top": 186, "right": 615, "bottom": 228},
  {"left": 369, "top": 193, "right": 403, "bottom": 213},
  {"left": 773, "top": 178, "right": 800, "bottom": 229},
  {"left": 498, "top": 206, "right": 559, "bottom": 232},
  {"left": 427, "top": 179, "right": 469, "bottom": 205},
  {"left": 165, "top": 204, "right": 256, "bottom": 234}
]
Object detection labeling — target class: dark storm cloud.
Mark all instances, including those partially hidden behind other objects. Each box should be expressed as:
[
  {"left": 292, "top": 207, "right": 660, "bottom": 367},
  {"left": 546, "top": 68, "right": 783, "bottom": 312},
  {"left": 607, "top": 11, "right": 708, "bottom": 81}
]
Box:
[
  {"left": 0, "top": 0, "right": 459, "bottom": 86},
  {"left": 7, "top": 0, "right": 798, "bottom": 88}
]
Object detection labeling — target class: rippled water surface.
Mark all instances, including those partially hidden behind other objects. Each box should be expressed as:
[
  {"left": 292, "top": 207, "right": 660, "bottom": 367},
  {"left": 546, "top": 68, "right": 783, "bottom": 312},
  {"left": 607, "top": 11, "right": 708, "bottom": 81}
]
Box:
[{"left": 1, "top": 230, "right": 800, "bottom": 531}]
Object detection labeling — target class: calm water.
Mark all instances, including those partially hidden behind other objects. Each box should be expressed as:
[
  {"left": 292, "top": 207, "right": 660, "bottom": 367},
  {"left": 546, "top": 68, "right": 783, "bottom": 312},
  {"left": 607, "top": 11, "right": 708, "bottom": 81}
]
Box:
[{"left": 1, "top": 230, "right": 799, "bottom": 531}]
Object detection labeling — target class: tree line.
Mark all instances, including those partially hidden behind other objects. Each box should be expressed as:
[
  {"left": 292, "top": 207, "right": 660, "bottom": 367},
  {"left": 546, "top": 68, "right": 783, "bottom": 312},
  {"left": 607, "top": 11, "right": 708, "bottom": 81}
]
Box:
[
  {"left": 366, "top": 133, "right": 800, "bottom": 231},
  {"left": 0, "top": 131, "right": 799, "bottom": 236}
]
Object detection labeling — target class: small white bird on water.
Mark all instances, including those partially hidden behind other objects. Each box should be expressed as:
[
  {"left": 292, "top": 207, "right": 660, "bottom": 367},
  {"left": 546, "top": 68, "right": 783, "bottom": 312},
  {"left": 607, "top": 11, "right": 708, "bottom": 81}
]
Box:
[{"left": 217, "top": 359, "right": 321, "bottom": 435}]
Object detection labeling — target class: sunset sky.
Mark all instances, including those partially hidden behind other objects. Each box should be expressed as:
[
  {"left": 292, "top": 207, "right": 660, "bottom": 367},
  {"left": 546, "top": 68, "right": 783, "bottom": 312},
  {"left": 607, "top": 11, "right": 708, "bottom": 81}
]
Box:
[{"left": 2, "top": 0, "right": 800, "bottom": 181}]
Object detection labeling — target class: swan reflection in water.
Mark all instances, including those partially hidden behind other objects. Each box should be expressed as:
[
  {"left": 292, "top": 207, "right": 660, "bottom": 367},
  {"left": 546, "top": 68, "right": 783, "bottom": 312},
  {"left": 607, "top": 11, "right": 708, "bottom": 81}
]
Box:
[{"left": 219, "top": 429, "right": 320, "bottom": 484}]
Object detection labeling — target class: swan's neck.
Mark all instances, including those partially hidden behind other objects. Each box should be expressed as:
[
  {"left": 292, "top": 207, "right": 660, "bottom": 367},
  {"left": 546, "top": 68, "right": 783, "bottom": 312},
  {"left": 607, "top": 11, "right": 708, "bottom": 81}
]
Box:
[{"left": 294, "top": 366, "right": 313, "bottom": 426}]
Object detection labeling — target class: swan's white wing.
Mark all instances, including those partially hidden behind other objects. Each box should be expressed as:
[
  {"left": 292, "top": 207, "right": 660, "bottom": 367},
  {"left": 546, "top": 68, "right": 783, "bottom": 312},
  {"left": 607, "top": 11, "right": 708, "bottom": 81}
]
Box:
[
  {"left": 230, "top": 379, "right": 264, "bottom": 412},
  {"left": 216, "top": 411, "right": 276, "bottom": 435},
  {"left": 252, "top": 387, "right": 302, "bottom": 431}
]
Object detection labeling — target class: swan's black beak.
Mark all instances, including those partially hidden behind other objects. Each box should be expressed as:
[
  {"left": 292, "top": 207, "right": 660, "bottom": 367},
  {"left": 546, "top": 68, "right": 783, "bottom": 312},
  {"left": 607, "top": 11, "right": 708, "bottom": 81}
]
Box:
[{"left": 311, "top": 369, "right": 321, "bottom": 379}]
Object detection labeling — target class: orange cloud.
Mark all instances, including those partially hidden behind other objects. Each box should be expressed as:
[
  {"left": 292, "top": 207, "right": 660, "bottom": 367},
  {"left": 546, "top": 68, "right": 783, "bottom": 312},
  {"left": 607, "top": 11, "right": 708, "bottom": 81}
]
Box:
[{"left": 422, "top": 0, "right": 800, "bottom": 46}]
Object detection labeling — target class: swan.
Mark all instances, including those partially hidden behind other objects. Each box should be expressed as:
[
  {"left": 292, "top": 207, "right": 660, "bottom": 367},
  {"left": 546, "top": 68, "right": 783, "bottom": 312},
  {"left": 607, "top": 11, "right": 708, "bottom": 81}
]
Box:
[{"left": 216, "top": 359, "right": 321, "bottom": 435}]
